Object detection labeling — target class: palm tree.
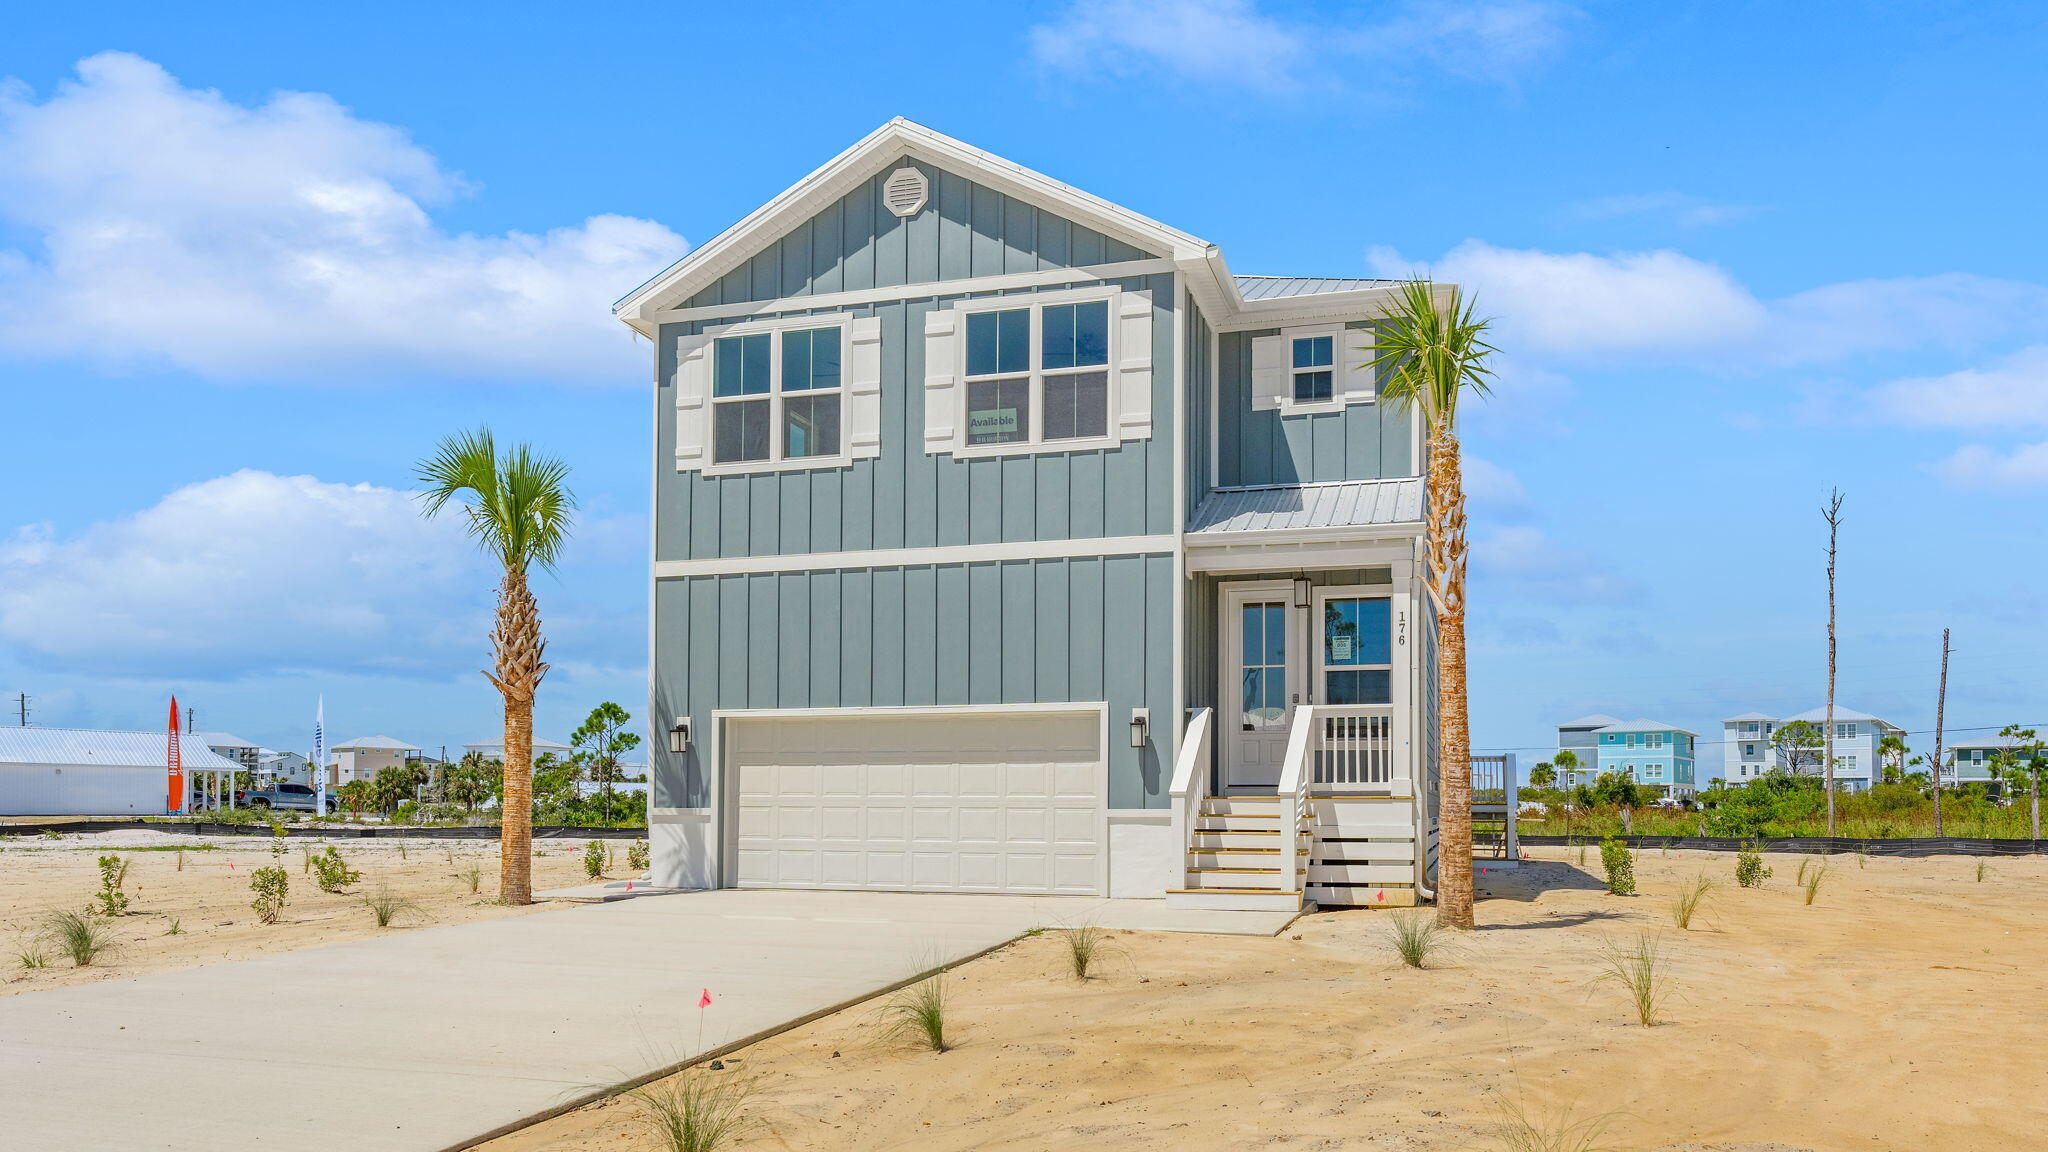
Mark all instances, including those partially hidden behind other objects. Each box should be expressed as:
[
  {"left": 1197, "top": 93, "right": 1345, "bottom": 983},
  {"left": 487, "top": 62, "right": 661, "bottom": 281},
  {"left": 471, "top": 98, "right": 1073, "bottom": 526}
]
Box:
[
  {"left": 417, "top": 428, "right": 575, "bottom": 904},
  {"left": 1877, "top": 734, "right": 1908, "bottom": 785},
  {"left": 1369, "top": 279, "right": 1495, "bottom": 930}
]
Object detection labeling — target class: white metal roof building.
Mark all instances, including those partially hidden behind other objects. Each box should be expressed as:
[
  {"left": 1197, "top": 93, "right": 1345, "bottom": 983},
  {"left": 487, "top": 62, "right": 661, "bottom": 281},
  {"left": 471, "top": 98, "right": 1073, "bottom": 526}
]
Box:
[{"left": 0, "top": 727, "right": 240, "bottom": 816}]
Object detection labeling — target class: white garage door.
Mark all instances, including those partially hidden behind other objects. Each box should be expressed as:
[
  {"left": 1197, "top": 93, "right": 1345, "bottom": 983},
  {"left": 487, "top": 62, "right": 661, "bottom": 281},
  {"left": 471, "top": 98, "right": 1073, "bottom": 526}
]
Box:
[{"left": 730, "top": 709, "right": 1103, "bottom": 895}]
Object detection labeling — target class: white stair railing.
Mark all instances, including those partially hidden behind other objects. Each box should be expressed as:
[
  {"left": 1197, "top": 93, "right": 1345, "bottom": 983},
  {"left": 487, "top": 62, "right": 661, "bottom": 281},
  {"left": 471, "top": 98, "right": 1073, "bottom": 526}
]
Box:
[
  {"left": 1169, "top": 708, "right": 1213, "bottom": 866},
  {"left": 1277, "top": 705, "right": 1318, "bottom": 895}
]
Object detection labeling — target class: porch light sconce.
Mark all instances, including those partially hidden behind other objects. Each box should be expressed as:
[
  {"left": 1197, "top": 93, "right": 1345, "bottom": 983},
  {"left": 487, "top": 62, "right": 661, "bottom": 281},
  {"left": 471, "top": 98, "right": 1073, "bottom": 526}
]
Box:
[
  {"left": 667, "top": 720, "right": 691, "bottom": 755},
  {"left": 1129, "top": 708, "right": 1150, "bottom": 748},
  {"left": 1292, "top": 578, "right": 1312, "bottom": 608}
]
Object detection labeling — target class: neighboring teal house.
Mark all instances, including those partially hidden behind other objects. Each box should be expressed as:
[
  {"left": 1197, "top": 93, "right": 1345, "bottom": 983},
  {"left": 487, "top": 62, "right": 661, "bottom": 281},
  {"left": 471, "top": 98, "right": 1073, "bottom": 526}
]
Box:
[
  {"left": 1593, "top": 719, "right": 1699, "bottom": 799},
  {"left": 615, "top": 120, "right": 1445, "bottom": 911}
]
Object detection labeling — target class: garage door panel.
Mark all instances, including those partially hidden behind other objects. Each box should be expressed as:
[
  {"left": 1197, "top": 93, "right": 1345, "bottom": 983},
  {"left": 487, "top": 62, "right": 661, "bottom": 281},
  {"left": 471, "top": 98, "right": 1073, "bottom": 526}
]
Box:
[{"left": 732, "top": 710, "right": 1104, "bottom": 896}]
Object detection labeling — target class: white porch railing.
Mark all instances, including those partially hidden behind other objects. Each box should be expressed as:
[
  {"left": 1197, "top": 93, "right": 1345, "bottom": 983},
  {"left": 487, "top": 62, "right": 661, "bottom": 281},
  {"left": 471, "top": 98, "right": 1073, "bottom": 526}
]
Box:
[
  {"left": 1310, "top": 705, "right": 1402, "bottom": 792},
  {"left": 1277, "top": 706, "right": 1319, "bottom": 895},
  {"left": 1169, "top": 707, "right": 1214, "bottom": 865}
]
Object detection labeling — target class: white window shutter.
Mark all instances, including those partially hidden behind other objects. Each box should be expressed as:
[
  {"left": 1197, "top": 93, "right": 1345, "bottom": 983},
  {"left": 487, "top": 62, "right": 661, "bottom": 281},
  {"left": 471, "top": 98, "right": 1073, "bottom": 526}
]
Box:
[
  {"left": 1340, "top": 325, "right": 1378, "bottom": 401},
  {"left": 1250, "top": 333, "right": 1287, "bottom": 411},
  {"left": 673, "top": 333, "right": 712, "bottom": 470},
  {"left": 922, "top": 306, "right": 959, "bottom": 452},
  {"left": 847, "top": 316, "right": 883, "bottom": 459},
  {"left": 1115, "top": 289, "right": 1154, "bottom": 439}
]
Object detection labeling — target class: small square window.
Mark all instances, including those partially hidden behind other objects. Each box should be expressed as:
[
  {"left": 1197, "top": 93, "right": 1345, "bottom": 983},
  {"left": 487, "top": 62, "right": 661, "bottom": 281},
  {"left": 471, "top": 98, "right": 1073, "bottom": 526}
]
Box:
[
  {"left": 782, "top": 394, "right": 841, "bottom": 459},
  {"left": 1293, "top": 371, "right": 1333, "bottom": 402},
  {"left": 966, "top": 377, "right": 1030, "bottom": 445},
  {"left": 1042, "top": 301, "right": 1109, "bottom": 370},
  {"left": 1042, "top": 370, "right": 1108, "bottom": 441},
  {"left": 967, "top": 309, "right": 1030, "bottom": 376},
  {"left": 1292, "top": 336, "right": 1333, "bottom": 369},
  {"left": 714, "top": 333, "right": 771, "bottom": 397},
  {"left": 714, "top": 399, "right": 771, "bottom": 463},
  {"left": 781, "top": 327, "right": 841, "bottom": 391}
]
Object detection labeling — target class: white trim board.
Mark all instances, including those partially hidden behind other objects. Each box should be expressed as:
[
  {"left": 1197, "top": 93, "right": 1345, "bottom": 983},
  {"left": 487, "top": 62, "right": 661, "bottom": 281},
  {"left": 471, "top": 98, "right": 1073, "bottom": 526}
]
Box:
[
  {"left": 647, "top": 258, "right": 1175, "bottom": 326},
  {"left": 654, "top": 534, "right": 1178, "bottom": 579}
]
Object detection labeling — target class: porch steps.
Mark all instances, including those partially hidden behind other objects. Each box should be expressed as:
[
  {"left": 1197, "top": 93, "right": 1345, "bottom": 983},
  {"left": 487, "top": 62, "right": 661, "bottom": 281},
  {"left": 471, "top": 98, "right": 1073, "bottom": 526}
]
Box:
[{"left": 1168, "top": 795, "right": 1306, "bottom": 912}]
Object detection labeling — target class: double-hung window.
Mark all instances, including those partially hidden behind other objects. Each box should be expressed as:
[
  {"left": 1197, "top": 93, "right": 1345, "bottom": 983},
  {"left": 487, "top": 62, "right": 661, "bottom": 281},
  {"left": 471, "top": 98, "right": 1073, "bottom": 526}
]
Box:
[
  {"left": 961, "top": 298, "right": 1111, "bottom": 450},
  {"left": 711, "top": 324, "right": 843, "bottom": 468},
  {"left": 1292, "top": 335, "right": 1334, "bottom": 402}
]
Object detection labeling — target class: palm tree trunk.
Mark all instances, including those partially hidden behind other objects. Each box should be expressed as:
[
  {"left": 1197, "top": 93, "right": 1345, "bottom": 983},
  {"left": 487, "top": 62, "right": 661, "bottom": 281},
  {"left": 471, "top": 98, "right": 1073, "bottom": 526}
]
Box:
[
  {"left": 487, "top": 567, "right": 549, "bottom": 905},
  {"left": 1426, "top": 423, "right": 1475, "bottom": 930}
]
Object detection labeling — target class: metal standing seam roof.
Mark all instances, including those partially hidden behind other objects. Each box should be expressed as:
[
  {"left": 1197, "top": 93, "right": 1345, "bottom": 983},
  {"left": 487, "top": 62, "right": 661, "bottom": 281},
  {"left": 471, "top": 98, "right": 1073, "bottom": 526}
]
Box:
[
  {"left": 1559, "top": 713, "right": 1623, "bottom": 730},
  {"left": 0, "top": 727, "right": 240, "bottom": 770},
  {"left": 1232, "top": 275, "right": 1408, "bottom": 301},
  {"left": 192, "top": 731, "right": 259, "bottom": 750},
  {"left": 1595, "top": 718, "right": 1701, "bottom": 737},
  {"left": 1188, "top": 478, "right": 1424, "bottom": 535},
  {"left": 330, "top": 735, "right": 421, "bottom": 752}
]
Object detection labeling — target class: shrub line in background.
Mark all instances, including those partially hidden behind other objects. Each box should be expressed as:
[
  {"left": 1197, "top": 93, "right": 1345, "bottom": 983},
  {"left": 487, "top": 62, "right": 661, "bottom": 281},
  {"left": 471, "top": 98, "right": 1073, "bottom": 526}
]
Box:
[{"left": 1524, "top": 834, "right": 2047, "bottom": 856}]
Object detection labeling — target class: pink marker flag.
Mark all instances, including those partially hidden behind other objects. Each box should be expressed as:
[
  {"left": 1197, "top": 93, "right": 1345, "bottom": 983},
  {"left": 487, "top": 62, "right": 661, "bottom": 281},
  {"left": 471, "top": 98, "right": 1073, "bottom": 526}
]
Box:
[{"left": 698, "top": 989, "right": 713, "bottom": 1009}]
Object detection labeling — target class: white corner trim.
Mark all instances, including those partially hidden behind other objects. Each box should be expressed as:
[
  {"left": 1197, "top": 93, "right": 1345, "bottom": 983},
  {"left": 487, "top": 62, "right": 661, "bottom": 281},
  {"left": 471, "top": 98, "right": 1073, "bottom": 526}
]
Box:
[{"left": 654, "top": 534, "right": 1178, "bottom": 579}]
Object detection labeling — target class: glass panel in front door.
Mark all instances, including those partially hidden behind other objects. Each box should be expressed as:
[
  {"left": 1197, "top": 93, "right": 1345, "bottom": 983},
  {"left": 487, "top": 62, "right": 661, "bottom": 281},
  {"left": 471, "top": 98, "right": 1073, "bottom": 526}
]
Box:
[
  {"left": 1322, "top": 597, "right": 1392, "bottom": 705},
  {"left": 1240, "top": 602, "right": 1288, "bottom": 729}
]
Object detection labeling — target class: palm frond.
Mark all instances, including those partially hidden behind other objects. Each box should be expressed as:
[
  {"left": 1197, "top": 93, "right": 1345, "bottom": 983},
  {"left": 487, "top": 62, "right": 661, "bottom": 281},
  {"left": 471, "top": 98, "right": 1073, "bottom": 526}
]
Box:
[
  {"left": 415, "top": 426, "right": 577, "bottom": 572},
  {"left": 1365, "top": 279, "right": 1497, "bottom": 426}
]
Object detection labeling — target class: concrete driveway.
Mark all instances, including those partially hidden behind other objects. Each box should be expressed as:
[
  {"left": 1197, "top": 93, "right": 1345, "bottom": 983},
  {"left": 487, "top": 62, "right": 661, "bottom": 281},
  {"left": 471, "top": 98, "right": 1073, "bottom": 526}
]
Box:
[{"left": 0, "top": 889, "right": 1292, "bottom": 1152}]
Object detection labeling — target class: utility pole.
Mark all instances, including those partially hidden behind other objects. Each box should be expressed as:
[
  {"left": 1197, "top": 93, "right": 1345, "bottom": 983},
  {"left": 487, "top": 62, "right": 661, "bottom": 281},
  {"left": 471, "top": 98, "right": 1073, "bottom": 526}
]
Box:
[
  {"left": 185, "top": 706, "right": 196, "bottom": 732},
  {"left": 1822, "top": 489, "right": 1844, "bottom": 836},
  {"left": 1933, "top": 629, "right": 1950, "bottom": 836},
  {"left": 15, "top": 692, "right": 27, "bottom": 726}
]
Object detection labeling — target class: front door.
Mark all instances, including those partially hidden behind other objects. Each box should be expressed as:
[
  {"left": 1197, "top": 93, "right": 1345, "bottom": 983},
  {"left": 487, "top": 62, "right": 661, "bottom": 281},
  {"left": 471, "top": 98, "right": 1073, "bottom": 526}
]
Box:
[{"left": 1221, "top": 585, "right": 1303, "bottom": 790}]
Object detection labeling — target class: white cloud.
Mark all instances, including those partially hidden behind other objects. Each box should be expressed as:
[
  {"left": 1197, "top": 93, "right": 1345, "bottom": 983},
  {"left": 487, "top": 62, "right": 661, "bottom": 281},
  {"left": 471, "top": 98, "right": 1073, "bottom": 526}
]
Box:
[
  {"left": 1471, "top": 524, "right": 1637, "bottom": 603},
  {"left": 1370, "top": 240, "right": 1765, "bottom": 355},
  {"left": 1936, "top": 441, "right": 2048, "bottom": 487},
  {"left": 1771, "top": 279, "right": 2048, "bottom": 366},
  {"left": 1868, "top": 346, "right": 2048, "bottom": 428},
  {"left": 0, "top": 53, "right": 684, "bottom": 382},
  {"left": 0, "top": 470, "right": 490, "bottom": 677},
  {"left": 1028, "top": 0, "right": 1576, "bottom": 92}
]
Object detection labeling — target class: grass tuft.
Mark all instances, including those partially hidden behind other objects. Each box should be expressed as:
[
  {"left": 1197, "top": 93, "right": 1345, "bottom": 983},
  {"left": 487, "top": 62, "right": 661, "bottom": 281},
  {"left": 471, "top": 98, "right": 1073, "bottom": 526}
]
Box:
[
  {"left": 1592, "top": 932, "right": 1668, "bottom": 1027},
  {"left": 623, "top": 1069, "right": 755, "bottom": 1152},
  {"left": 1670, "top": 874, "right": 1715, "bottom": 930},
  {"left": 1974, "top": 859, "right": 1991, "bottom": 883},
  {"left": 361, "top": 886, "right": 429, "bottom": 928},
  {"left": 1489, "top": 1093, "right": 1619, "bottom": 1152},
  {"left": 455, "top": 865, "right": 483, "bottom": 894},
  {"left": 16, "top": 941, "right": 50, "bottom": 969},
  {"left": 1062, "top": 924, "right": 1113, "bottom": 980},
  {"left": 1801, "top": 860, "right": 1830, "bottom": 906},
  {"left": 878, "top": 974, "right": 952, "bottom": 1052},
  {"left": 43, "top": 909, "right": 119, "bottom": 967},
  {"left": 1385, "top": 909, "right": 1448, "bottom": 969}
]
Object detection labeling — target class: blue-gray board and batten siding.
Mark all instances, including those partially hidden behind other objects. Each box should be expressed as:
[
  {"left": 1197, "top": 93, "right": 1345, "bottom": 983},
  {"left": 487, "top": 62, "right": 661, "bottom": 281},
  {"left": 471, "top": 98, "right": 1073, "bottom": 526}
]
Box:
[
  {"left": 1216, "top": 326, "right": 1414, "bottom": 487},
  {"left": 651, "top": 161, "right": 1177, "bottom": 814}
]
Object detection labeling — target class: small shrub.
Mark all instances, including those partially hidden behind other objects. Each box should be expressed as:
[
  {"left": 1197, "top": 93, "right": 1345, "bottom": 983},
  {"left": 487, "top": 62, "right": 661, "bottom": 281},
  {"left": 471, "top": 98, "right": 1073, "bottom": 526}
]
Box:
[
  {"left": 1489, "top": 1092, "right": 1618, "bottom": 1152},
  {"left": 879, "top": 974, "right": 951, "bottom": 1052},
  {"left": 583, "top": 839, "right": 608, "bottom": 879},
  {"left": 1063, "top": 924, "right": 1114, "bottom": 979},
  {"left": 1735, "top": 847, "right": 1772, "bottom": 888},
  {"left": 1385, "top": 909, "right": 1449, "bottom": 969},
  {"left": 1592, "top": 932, "right": 1667, "bottom": 1027},
  {"left": 92, "top": 854, "right": 131, "bottom": 916},
  {"left": 624, "top": 1069, "right": 755, "bottom": 1152},
  {"left": 250, "top": 865, "right": 290, "bottom": 923},
  {"left": 362, "top": 887, "right": 428, "bottom": 928},
  {"left": 163, "top": 919, "right": 183, "bottom": 936},
  {"left": 1671, "top": 874, "right": 1715, "bottom": 930},
  {"left": 628, "top": 839, "right": 651, "bottom": 871},
  {"left": 1801, "top": 860, "right": 1830, "bottom": 906},
  {"left": 1598, "top": 838, "right": 1635, "bottom": 896},
  {"left": 310, "top": 847, "right": 361, "bottom": 893},
  {"left": 1974, "top": 860, "right": 1990, "bottom": 883},
  {"left": 454, "top": 866, "right": 482, "bottom": 894},
  {"left": 44, "top": 909, "right": 118, "bottom": 966}
]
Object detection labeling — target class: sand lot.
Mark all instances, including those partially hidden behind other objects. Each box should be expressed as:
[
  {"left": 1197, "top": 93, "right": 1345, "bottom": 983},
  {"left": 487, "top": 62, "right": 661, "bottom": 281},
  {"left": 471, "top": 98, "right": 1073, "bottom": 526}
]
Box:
[
  {"left": 0, "top": 830, "right": 629, "bottom": 996},
  {"left": 488, "top": 848, "right": 2048, "bottom": 1152}
]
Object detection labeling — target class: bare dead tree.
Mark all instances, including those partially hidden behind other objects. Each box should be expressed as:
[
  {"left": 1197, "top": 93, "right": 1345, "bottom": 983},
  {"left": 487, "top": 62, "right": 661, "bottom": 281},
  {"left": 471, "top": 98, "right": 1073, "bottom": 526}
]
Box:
[
  {"left": 1822, "top": 489, "right": 1844, "bottom": 836},
  {"left": 1933, "top": 629, "right": 1950, "bottom": 836}
]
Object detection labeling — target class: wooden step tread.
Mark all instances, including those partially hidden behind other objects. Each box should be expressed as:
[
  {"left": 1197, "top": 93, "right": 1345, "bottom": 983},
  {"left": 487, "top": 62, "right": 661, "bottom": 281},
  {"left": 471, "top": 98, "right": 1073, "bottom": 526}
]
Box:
[
  {"left": 1168, "top": 887, "right": 1296, "bottom": 895},
  {"left": 1188, "top": 867, "right": 1281, "bottom": 874}
]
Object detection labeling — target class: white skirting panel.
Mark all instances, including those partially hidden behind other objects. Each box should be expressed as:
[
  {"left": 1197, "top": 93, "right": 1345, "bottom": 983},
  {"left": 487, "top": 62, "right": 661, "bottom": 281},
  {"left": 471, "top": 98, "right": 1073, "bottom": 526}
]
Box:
[
  {"left": 650, "top": 807, "right": 715, "bottom": 890},
  {"left": 1107, "top": 811, "right": 1177, "bottom": 899}
]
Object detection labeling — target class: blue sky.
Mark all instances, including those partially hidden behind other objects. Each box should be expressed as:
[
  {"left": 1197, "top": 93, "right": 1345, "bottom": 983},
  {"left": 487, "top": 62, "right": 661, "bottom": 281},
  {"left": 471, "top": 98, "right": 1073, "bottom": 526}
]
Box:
[{"left": 3, "top": 1, "right": 2044, "bottom": 763}]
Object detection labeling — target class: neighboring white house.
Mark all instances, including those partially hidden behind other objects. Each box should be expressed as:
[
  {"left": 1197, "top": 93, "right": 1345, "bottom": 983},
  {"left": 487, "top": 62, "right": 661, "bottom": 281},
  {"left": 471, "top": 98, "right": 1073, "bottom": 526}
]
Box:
[
  {"left": 194, "top": 731, "right": 260, "bottom": 773},
  {"left": 327, "top": 736, "right": 421, "bottom": 785},
  {"left": 461, "top": 737, "right": 574, "bottom": 761},
  {"left": 257, "top": 749, "right": 314, "bottom": 787},
  {"left": 1721, "top": 707, "right": 1903, "bottom": 791},
  {"left": 0, "top": 726, "right": 241, "bottom": 816}
]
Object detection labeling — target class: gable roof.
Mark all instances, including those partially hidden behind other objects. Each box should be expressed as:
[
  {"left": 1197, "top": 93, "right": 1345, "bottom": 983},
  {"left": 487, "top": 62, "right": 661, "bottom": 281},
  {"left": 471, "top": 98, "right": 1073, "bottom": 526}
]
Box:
[
  {"left": 1781, "top": 706, "right": 1895, "bottom": 727},
  {"left": 1559, "top": 713, "right": 1622, "bottom": 730},
  {"left": 193, "top": 731, "right": 258, "bottom": 751},
  {"left": 331, "top": 735, "right": 419, "bottom": 752},
  {"left": 0, "top": 726, "right": 239, "bottom": 771},
  {"left": 612, "top": 119, "right": 1439, "bottom": 335},
  {"left": 1595, "top": 718, "right": 1699, "bottom": 737},
  {"left": 1723, "top": 711, "right": 1776, "bottom": 723}
]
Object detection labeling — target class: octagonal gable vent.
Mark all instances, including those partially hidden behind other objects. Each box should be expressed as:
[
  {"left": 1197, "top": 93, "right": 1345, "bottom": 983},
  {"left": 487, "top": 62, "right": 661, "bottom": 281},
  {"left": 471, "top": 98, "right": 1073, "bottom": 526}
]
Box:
[{"left": 883, "top": 166, "right": 929, "bottom": 218}]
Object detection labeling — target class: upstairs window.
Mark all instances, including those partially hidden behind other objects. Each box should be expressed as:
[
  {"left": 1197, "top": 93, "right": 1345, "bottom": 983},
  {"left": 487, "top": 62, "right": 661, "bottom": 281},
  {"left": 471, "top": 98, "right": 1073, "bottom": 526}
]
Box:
[
  {"left": 962, "top": 299, "right": 1111, "bottom": 449},
  {"left": 712, "top": 325, "right": 843, "bottom": 466},
  {"left": 1292, "top": 335, "right": 1334, "bottom": 402}
]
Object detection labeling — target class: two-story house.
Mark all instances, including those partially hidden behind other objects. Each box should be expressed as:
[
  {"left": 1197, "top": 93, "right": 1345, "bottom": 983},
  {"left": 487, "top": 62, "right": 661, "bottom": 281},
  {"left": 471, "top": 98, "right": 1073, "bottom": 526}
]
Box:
[
  {"left": 1592, "top": 719, "right": 1698, "bottom": 798},
  {"left": 1553, "top": 713, "right": 1620, "bottom": 789},
  {"left": 1947, "top": 733, "right": 2041, "bottom": 790},
  {"left": 618, "top": 120, "right": 1444, "bottom": 911},
  {"left": 327, "top": 735, "right": 421, "bottom": 786},
  {"left": 1720, "top": 707, "right": 1902, "bottom": 790}
]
